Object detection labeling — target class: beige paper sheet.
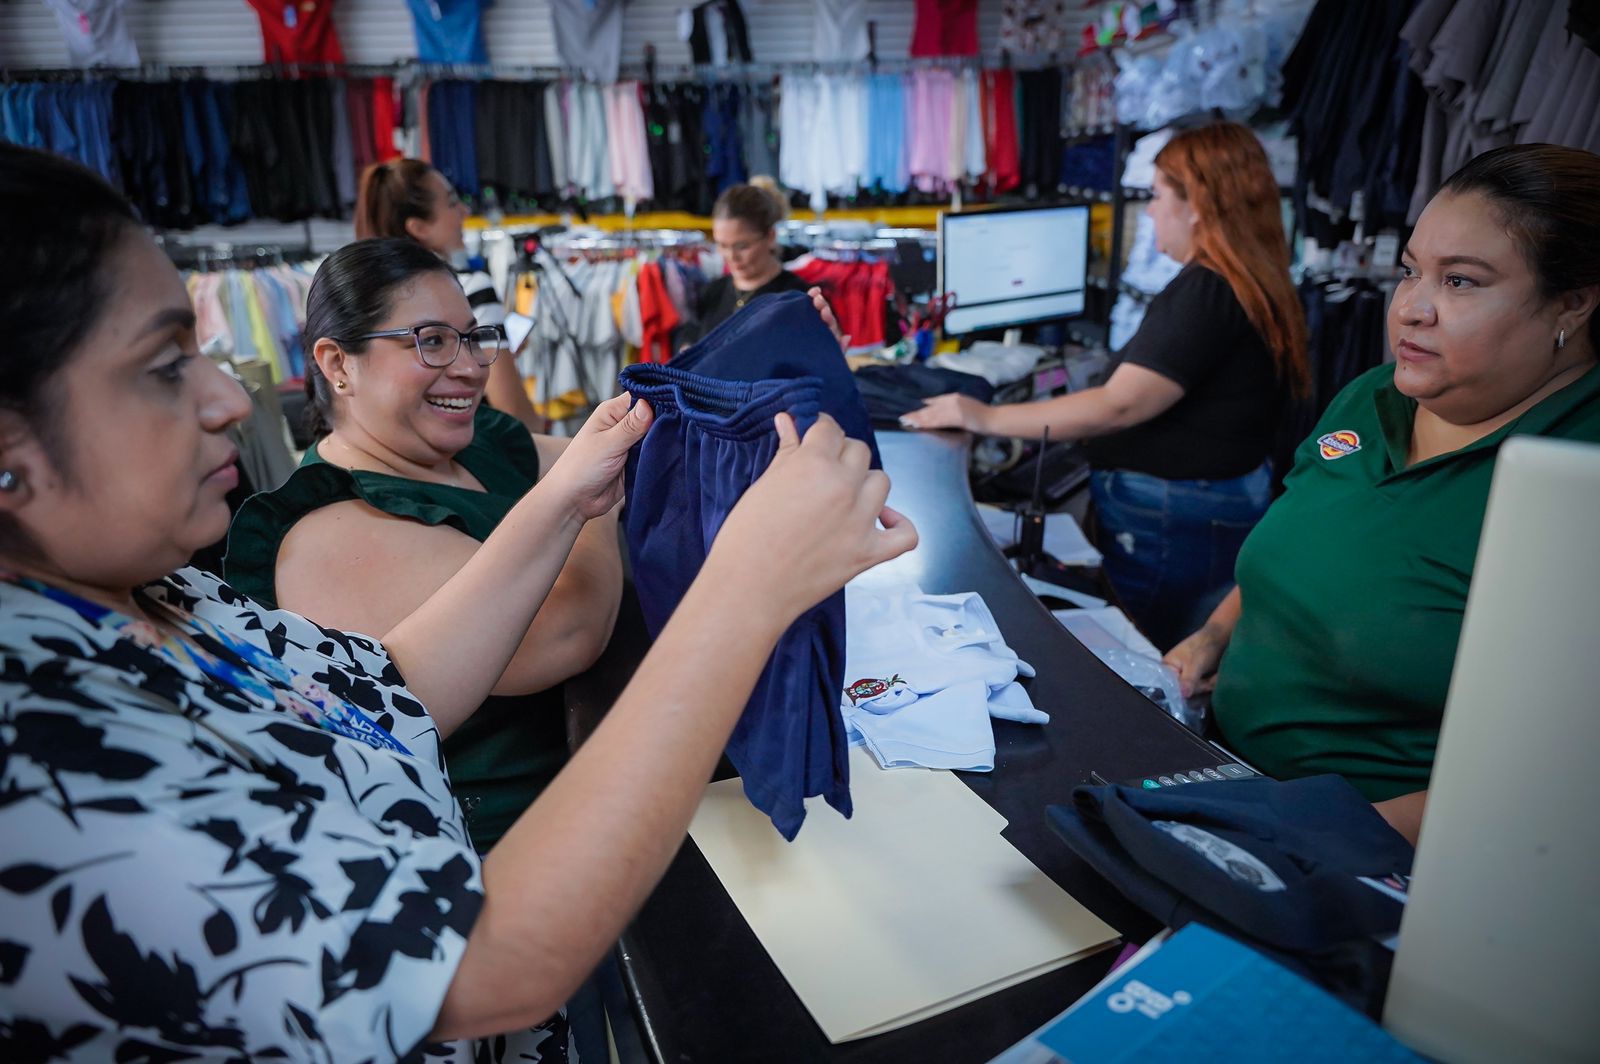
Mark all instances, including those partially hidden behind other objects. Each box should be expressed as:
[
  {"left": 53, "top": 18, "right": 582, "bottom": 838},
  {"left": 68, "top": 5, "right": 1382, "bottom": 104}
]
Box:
[{"left": 687, "top": 748, "right": 1120, "bottom": 1043}]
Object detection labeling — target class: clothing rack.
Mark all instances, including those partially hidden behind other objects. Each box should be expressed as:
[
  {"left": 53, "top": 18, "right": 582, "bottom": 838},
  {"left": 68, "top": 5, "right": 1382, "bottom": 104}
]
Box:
[
  {"left": 546, "top": 229, "right": 709, "bottom": 252},
  {"left": 163, "top": 241, "right": 316, "bottom": 271},
  {"left": 1, "top": 55, "right": 990, "bottom": 87}
]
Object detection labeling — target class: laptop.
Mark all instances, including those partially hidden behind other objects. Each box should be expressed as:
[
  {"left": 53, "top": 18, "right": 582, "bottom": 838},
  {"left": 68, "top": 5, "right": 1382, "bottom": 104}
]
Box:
[{"left": 1383, "top": 436, "right": 1600, "bottom": 1062}]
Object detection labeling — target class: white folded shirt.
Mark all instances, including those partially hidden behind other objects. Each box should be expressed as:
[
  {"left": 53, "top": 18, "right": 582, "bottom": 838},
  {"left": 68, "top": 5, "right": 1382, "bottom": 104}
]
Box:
[{"left": 841, "top": 584, "right": 1047, "bottom": 771}]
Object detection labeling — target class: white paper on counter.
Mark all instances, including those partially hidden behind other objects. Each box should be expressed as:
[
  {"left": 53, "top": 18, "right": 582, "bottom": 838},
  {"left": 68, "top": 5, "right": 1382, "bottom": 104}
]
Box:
[{"left": 687, "top": 747, "right": 1120, "bottom": 1043}]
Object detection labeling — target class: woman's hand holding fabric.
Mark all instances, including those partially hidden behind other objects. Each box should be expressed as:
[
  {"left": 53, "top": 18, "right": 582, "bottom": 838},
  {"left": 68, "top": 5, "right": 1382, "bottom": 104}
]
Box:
[
  {"left": 540, "top": 392, "right": 655, "bottom": 519},
  {"left": 706, "top": 412, "right": 917, "bottom": 624}
]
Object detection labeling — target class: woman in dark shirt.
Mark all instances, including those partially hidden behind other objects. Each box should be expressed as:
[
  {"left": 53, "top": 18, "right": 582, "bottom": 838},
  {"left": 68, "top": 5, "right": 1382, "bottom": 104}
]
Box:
[
  {"left": 675, "top": 181, "right": 811, "bottom": 348},
  {"left": 904, "top": 123, "right": 1309, "bottom": 649}
]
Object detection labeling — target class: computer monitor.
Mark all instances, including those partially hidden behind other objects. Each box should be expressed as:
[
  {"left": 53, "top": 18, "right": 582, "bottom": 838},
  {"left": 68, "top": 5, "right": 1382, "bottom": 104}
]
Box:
[
  {"left": 938, "top": 204, "right": 1090, "bottom": 337},
  {"left": 1382, "top": 436, "right": 1600, "bottom": 1063}
]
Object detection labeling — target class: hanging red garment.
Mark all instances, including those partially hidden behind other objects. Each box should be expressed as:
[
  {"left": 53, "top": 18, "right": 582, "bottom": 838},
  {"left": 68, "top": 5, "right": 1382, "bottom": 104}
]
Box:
[
  {"left": 637, "top": 261, "right": 681, "bottom": 364},
  {"left": 788, "top": 258, "right": 891, "bottom": 350},
  {"left": 245, "top": 0, "right": 345, "bottom": 66},
  {"left": 983, "top": 68, "right": 1022, "bottom": 193},
  {"left": 910, "top": 0, "right": 981, "bottom": 57},
  {"left": 346, "top": 76, "right": 375, "bottom": 172},
  {"left": 370, "top": 77, "right": 400, "bottom": 163}
]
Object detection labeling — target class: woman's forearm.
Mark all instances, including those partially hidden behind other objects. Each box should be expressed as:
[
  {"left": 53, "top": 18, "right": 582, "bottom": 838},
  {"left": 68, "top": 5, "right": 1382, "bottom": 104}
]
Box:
[
  {"left": 488, "top": 508, "right": 624, "bottom": 696},
  {"left": 431, "top": 551, "right": 792, "bottom": 1039},
  {"left": 980, "top": 388, "right": 1138, "bottom": 440},
  {"left": 382, "top": 480, "right": 589, "bottom": 724},
  {"left": 1204, "top": 585, "right": 1243, "bottom": 643}
]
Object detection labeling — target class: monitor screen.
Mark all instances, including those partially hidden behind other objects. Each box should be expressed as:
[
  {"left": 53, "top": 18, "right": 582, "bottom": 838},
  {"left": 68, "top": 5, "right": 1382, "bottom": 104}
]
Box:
[{"left": 939, "top": 204, "right": 1090, "bottom": 336}]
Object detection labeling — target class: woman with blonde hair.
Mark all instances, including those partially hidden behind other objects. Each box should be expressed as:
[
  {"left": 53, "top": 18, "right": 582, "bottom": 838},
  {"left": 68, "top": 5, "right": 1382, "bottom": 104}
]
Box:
[{"left": 904, "top": 122, "right": 1308, "bottom": 649}]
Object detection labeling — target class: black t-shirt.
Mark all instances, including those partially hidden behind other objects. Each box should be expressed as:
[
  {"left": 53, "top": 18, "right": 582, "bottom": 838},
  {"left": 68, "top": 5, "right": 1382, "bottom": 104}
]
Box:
[
  {"left": 1085, "top": 263, "right": 1284, "bottom": 480},
  {"left": 674, "top": 269, "right": 811, "bottom": 349}
]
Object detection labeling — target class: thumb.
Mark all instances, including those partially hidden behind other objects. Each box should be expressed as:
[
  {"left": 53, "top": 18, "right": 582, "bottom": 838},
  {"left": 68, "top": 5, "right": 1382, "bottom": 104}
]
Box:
[
  {"left": 615, "top": 397, "right": 654, "bottom": 442},
  {"left": 582, "top": 391, "right": 635, "bottom": 434},
  {"left": 773, "top": 411, "right": 800, "bottom": 451},
  {"left": 868, "top": 507, "right": 919, "bottom": 566}
]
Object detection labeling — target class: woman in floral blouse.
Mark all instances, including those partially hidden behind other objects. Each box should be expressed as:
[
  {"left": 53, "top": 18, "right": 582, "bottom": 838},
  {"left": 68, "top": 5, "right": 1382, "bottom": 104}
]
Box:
[{"left": 0, "top": 144, "right": 915, "bottom": 1061}]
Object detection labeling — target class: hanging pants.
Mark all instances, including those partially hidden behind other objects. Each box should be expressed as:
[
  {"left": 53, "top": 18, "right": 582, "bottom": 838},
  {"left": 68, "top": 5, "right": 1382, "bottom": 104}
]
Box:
[{"left": 619, "top": 363, "right": 851, "bottom": 839}]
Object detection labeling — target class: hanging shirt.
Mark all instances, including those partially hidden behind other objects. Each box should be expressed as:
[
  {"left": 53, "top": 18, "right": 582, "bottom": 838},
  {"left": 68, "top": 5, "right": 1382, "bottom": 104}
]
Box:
[
  {"left": 982, "top": 68, "right": 1021, "bottom": 191},
  {"left": 907, "top": 68, "right": 954, "bottom": 193},
  {"left": 635, "top": 261, "right": 680, "bottom": 364},
  {"left": 910, "top": 0, "right": 980, "bottom": 57},
  {"left": 567, "top": 82, "right": 613, "bottom": 200},
  {"left": 544, "top": 83, "right": 569, "bottom": 190},
  {"left": 244, "top": 0, "right": 346, "bottom": 66},
  {"left": 688, "top": 0, "right": 754, "bottom": 65},
  {"left": 999, "top": 0, "right": 1073, "bottom": 55},
  {"left": 864, "top": 73, "right": 909, "bottom": 193},
  {"left": 405, "top": 0, "right": 490, "bottom": 64},
  {"left": 604, "top": 82, "right": 654, "bottom": 202},
  {"left": 549, "top": 0, "right": 624, "bottom": 83},
  {"left": 42, "top": 0, "right": 140, "bottom": 68},
  {"left": 812, "top": 0, "right": 871, "bottom": 61}
]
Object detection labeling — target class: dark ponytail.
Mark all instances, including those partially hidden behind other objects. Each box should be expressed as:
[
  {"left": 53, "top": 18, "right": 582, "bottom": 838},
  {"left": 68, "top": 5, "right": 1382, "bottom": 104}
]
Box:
[
  {"left": 354, "top": 158, "right": 439, "bottom": 242},
  {"left": 1441, "top": 144, "right": 1600, "bottom": 350},
  {"left": 302, "top": 238, "right": 455, "bottom": 437}
]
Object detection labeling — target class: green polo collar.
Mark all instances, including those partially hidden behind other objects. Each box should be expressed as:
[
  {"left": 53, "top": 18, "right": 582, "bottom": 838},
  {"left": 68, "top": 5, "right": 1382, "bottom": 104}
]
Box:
[{"left": 1372, "top": 362, "right": 1600, "bottom": 481}]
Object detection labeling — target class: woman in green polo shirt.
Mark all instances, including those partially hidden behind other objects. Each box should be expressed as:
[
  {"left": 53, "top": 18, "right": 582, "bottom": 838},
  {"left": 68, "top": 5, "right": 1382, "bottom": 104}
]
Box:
[{"left": 1165, "top": 144, "right": 1600, "bottom": 845}]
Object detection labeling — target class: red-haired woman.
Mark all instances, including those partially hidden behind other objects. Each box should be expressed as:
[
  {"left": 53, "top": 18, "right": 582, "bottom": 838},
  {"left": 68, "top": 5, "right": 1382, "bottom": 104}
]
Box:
[
  {"left": 904, "top": 123, "right": 1308, "bottom": 651},
  {"left": 354, "top": 159, "right": 543, "bottom": 432}
]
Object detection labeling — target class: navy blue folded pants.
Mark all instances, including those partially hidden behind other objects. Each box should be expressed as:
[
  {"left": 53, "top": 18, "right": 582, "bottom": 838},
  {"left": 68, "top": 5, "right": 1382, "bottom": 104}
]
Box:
[
  {"left": 619, "top": 362, "right": 851, "bottom": 839},
  {"left": 1047, "top": 775, "right": 1415, "bottom": 953},
  {"left": 670, "top": 289, "right": 880, "bottom": 468}
]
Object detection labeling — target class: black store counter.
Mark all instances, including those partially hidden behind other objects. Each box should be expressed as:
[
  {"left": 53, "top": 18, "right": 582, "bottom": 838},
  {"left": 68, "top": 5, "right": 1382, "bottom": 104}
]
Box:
[{"left": 566, "top": 429, "right": 1226, "bottom": 1063}]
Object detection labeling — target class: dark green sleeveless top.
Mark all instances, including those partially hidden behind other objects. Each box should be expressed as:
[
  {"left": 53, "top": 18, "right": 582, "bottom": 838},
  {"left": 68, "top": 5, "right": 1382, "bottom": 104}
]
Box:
[{"left": 225, "top": 406, "right": 566, "bottom": 852}]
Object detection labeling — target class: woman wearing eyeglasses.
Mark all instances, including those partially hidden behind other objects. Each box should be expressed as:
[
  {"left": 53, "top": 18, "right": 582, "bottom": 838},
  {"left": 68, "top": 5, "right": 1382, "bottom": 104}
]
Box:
[
  {"left": 355, "top": 160, "right": 543, "bottom": 432},
  {"left": 226, "top": 238, "right": 621, "bottom": 853}
]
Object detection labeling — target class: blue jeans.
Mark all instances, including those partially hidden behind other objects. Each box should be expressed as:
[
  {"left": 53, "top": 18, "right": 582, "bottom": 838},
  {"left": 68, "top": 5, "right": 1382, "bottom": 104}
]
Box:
[{"left": 1090, "top": 461, "right": 1273, "bottom": 652}]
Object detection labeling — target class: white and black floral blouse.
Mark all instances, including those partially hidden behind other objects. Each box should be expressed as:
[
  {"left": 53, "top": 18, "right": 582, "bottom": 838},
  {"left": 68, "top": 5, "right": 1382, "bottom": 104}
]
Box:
[{"left": 0, "top": 567, "right": 571, "bottom": 1062}]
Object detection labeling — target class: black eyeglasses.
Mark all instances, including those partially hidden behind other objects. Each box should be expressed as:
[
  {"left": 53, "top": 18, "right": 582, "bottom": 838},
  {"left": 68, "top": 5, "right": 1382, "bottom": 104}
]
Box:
[{"left": 347, "top": 323, "right": 508, "bottom": 368}]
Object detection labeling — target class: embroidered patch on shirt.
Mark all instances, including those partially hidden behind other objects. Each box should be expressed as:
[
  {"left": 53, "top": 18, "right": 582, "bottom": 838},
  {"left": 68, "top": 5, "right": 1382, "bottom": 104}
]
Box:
[{"left": 1318, "top": 430, "right": 1361, "bottom": 460}]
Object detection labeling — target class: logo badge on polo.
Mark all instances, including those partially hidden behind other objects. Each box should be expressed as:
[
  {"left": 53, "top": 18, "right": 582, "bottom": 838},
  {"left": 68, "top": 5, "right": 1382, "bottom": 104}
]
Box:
[
  {"left": 844, "top": 675, "right": 905, "bottom": 705},
  {"left": 1317, "top": 430, "right": 1361, "bottom": 460}
]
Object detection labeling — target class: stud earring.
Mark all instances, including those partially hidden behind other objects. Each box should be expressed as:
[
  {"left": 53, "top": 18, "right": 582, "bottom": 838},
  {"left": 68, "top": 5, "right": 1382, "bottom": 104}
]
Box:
[
  {"left": 1557, "top": 328, "right": 1566, "bottom": 350},
  {"left": 335, "top": 379, "right": 348, "bottom": 391},
  {"left": 0, "top": 470, "right": 18, "bottom": 493}
]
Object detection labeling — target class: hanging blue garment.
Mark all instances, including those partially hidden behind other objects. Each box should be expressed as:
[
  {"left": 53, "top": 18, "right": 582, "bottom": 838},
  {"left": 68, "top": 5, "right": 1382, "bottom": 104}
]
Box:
[
  {"left": 865, "top": 73, "right": 908, "bottom": 193},
  {"left": 405, "top": 0, "right": 490, "bottom": 64},
  {"left": 702, "top": 83, "right": 746, "bottom": 195},
  {"left": 427, "top": 80, "right": 479, "bottom": 195},
  {"left": 37, "top": 85, "right": 79, "bottom": 161},
  {"left": 670, "top": 289, "right": 880, "bottom": 467},
  {"left": 618, "top": 362, "right": 851, "bottom": 840},
  {"left": 197, "top": 82, "right": 252, "bottom": 223}
]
